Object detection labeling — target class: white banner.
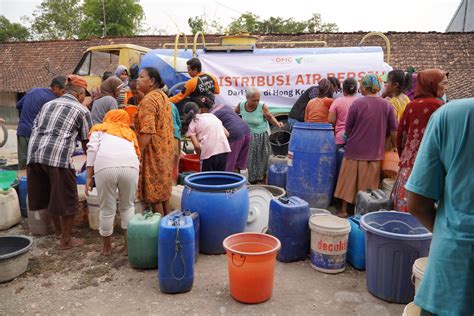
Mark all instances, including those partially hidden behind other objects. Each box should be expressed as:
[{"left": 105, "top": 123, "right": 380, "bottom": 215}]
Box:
[{"left": 198, "top": 47, "right": 389, "bottom": 110}]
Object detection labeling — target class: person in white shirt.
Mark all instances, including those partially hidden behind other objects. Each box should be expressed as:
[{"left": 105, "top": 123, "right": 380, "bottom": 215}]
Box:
[{"left": 85, "top": 109, "right": 140, "bottom": 256}]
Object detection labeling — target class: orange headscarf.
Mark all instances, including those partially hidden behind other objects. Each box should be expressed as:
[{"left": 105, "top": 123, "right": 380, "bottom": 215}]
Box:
[{"left": 89, "top": 109, "right": 140, "bottom": 158}]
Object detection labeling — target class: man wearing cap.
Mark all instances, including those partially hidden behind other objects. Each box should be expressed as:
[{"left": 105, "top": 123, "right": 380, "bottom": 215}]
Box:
[
  {"left": 16, "top": 76, "right": 66, "bottom": 169},
  {"left": 27, "top": 75, "right": 92, "bottom": 250}
]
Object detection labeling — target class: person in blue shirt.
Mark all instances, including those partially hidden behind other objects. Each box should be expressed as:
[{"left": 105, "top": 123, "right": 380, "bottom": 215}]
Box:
[
  {"left": 16, "top": 76, "right": 66, "bottom": 169},
  {"left": 406, "top": 98, "right": 474, "bottom": 316}
]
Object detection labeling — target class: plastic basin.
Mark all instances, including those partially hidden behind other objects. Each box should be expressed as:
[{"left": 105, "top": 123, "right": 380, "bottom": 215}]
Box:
[
  {"left": 361, "top": 211, "right": 432, "bottom": 303},
  {"left": 0, "top": 235, "right": 33, "bottom": 283},
  {"left": 180, "top": 154, "right": 200, "bottom": 172}
]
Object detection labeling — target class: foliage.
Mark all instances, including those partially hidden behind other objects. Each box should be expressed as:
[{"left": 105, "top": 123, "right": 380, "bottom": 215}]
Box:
[
  {"left": 227, "top": 12, "right": 338, "bottom": 34},
  {"left": 188, "top": 15, "right": 224, "bottom": 35},
  {"left": 79, "top": 0, "right": 144, "bottom": 38},
  {"left": 29, "top": 0, "right": 83, "bottom": 40},
  {"left": 0, "top": 16, "right": 30, "bottom": 42},
  {"left": 29, "top": 0, "right": 144, "bottom": 40}
]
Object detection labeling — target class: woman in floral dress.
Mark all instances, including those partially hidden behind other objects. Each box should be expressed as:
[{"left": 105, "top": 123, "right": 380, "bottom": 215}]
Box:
[
  {"left": 135, "top": 67, "right": 174, "bottom": 215},
  {"left": 391, "top": 69, "right": 448, "bottom": 212}
]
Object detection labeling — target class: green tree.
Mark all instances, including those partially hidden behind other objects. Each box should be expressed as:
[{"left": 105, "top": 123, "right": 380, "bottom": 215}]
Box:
[
  {"left": 227, "top": 12, "right": 260, "bottom": 34},
  {"left": 79, "top": 0, "right": 144, "bottom": 38},
  {"left": 29, "top": 0, "right": 83, "bottom": 40},
  {"left": 188, "top": 15, "right": 224, "bottom": 35},
  {"left": 0, "top": 16, "right": 30, "bottom": 42},
  {"left": 227, "top": 12, "right": 338, "bottom": 35}
]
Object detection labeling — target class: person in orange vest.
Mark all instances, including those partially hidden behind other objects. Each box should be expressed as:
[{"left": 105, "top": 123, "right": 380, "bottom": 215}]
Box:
[{"left": 169, "top": 58, "right": 220, "bottom": 113}]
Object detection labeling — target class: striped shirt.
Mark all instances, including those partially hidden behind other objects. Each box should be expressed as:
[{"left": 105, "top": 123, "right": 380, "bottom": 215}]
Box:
[{"left": 27, "top": 94, "right": 92, "bottom": 169}]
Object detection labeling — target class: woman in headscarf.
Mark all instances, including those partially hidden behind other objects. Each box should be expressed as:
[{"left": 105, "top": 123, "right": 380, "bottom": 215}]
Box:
[
  {"left": 85, "top": 109, "right": 140, "bottom": 256},
  {"left": 304, "top": 78, "right": 334, "bottom": 123},
  {"left": 134, "top": 67, "right": 174, "bottom": 215},
  {"left": 90, "top": 76, "right": 124, "bottom": 124},
  {"left": 391, "top": 69, "right": 448, "bottom": 212},
  {"left": 334, "top": 74, "right": 398, "bottom": 217},
  {"left": 115, "top": 65, "right": 130, "bottom": 107},
  {"left": 236, "top": 87, "right": 283, "bottom": 184}
]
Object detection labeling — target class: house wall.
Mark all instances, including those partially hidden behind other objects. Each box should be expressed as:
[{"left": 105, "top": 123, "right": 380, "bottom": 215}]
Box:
[{"left": 0, "top": 92, "right": 20, "bottom": 125}]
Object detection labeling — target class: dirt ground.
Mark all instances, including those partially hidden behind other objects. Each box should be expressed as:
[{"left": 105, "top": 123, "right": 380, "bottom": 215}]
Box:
[{"left": 0, "top": 129, "right": 405, "bottom": 315}]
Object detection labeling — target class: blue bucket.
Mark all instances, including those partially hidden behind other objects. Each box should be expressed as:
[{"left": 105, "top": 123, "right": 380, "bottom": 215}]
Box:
[{"left": 361, "top": 211, "right": 432, "bottom": 304}]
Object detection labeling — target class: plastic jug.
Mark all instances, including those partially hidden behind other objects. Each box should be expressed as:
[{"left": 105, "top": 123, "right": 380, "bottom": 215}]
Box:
[
  {"left": 158, "top": 213, "right": 195, "bottom": 294},
  {"left": 355, "top": 189, "right": 391, "bottom": 216},
  {"left": 267, "top": 163, "right": 287, "bottom": 189},
  {"left": 347, "top": 216, "right": 365, "bottom": 270},
  {"left": 268, "top": 196, "right": 310, "bottom": 262},
  {"left": 127, "top": 211, "right": 161, "bottom": 269},
  {"left": 0, "top": 188, "right": 21, "bottom": 231}
]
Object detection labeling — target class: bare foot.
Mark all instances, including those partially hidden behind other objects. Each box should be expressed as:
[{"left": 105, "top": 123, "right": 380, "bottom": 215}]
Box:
[
  {"left": 58, "top": 237, "right": 85, "bottom": 250},
  {"left": 55, "top": 233, "right": 62, "bottom": 240},
  {"left": 101, "top": 246, "right": 112, "bottom": 256}
]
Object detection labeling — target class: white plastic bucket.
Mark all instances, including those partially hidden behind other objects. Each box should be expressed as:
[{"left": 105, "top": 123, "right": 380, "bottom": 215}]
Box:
[
  {"left": 310, "top": 208, "right": 331, "bottom": 216},
  {"left": 308, "top": 214, "right": 351, "bottom": 274},
  {"left": 402, "top": 302, "right": 421, "bottom": 316},
  {"left": 412, "top": 257, "right": 428, "bottom": 293},
  {"left": 381, "top": 178, "right": 395, "bottom": 198},
  {"left": 86, "top": 188, "right": 119, "bottom": 230}
]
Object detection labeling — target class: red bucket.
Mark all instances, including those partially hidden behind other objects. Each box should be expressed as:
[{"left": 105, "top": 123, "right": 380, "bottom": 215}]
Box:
[{"left": 179, "top": 154, "right": 200, "bottom": 172}]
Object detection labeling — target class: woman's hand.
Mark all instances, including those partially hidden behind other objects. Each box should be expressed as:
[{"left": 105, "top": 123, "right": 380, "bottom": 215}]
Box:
[
  {"left": 277, "top": 121, "right": 284, "bottom": 129},
  {"left": 85, "top": 166, "right": 94, "bottom": 197}
]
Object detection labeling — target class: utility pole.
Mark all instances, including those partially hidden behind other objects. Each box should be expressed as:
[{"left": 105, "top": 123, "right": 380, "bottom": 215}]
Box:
[{"left": 102, "top": 0, "right": 107, "bottom": 37}]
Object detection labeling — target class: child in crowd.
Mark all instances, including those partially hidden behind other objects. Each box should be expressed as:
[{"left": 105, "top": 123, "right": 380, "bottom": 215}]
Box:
[
  {"left": 182, "top": 102, "right": 230, "bottom": 172},
  {"left": 383, "top": 70, "right": 413, "bottom": 121}
]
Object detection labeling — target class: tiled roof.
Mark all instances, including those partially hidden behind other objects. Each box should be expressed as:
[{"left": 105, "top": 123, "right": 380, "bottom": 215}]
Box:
[{"left": 0, "top": 32, "right": 473, "bottom": 99}]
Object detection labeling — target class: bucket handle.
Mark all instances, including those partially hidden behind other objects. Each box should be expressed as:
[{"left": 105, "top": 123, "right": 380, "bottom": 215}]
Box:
[{"left": 231, "top": 253, "right": 246, "bottom": 267}]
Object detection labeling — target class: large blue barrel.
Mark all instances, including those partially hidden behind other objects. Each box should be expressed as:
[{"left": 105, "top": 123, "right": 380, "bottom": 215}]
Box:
[
  {"left": 158, "top": 213, "right": 195, "bottom": 294},
  {"left": 181, "top": 172, "right": 248, "bottom": 254},
  {"left": 268, "top": 196, "right": 310, "bottom": 262},
  {"left": 286, "top": 123, "right": 336, "bottom": 209},
  {"left": 19, "top": 176, "right": 28, "bottom": 218},
  {"left": 267, "top": 164, "right": 287, "bottom": 189}
]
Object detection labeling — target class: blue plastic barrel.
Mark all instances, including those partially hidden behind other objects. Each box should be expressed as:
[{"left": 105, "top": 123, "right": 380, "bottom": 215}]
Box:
[
  {"left": 19, "top": 176, "right": 28, "bottom": 217},
  {"left": 347, "top": 216, "right": 365, "bottom": 270},
  {"left": 286, "top": 123, "right": 336, "bottom": 209},
  {"left": 76, "top": 170, "right": 86, "bottom": 185},
  {"left": 158, "top": 213, "right": 195, "bottom": 294},
  {"left": 181, "top": 172, "right": 249, "bottom": 254},
  {"left": 268, "top": 196, "right": 310, "bottom": 262},
  {"left": 267, "top": 164, "right": 288, "bottom": 189},
  {"left": 361, "top": 211, "right": 432, "bottom": 303}
]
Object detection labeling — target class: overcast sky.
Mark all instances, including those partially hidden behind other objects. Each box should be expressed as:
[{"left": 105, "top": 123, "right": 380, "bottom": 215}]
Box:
[{"left": 1, "top": 0, "right": 462, "bottom": 34}]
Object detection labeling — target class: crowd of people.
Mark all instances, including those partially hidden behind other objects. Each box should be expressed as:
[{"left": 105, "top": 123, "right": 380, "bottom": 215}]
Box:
[{"left": 15, "top": 57, "right": 473, "bottom": 315}]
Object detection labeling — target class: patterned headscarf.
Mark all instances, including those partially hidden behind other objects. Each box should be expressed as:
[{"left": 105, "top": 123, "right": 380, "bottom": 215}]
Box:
[
  {"left": 415, "top": 69, "right": 447, "bottom": 99},
  {"left": 361, "top": 74, "right": 382, "bottom": 94}
]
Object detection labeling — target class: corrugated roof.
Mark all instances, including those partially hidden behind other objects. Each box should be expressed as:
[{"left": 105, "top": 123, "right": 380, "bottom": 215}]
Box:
[{"left": 0, "top": 32, "right": 473, "bottom": 99}]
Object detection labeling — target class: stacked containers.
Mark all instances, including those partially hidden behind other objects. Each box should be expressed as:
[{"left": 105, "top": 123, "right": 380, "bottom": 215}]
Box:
[
  {"left": 309, "top": 214, "right": 351, "bottom": 273},
  {"left": 286, "top": 123, "right": 336, "bottom": 209},
  {"left": 361, "top": 211, "right": 432, "bottom": 303},
  {"left": 127, "top": 212, "right": 161, "bottom": 269},
  {"left": 158, "top": 212, "right": 195, "bottom": 294},
  {"left": 268, "top": 196, "right": 310, "bottom": 262}
]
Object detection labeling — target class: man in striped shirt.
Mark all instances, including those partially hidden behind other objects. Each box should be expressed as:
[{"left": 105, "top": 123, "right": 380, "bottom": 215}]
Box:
[{"left": 27, "top": 75, "right": 92, "bottom": 250}]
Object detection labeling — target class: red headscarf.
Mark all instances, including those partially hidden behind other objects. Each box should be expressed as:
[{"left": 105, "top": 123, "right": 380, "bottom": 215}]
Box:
[{"left": 415, "top": 69, "right": 447, "bottom": 99}]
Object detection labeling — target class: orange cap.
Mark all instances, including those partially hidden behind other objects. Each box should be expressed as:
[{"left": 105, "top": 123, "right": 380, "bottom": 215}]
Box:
[{"left": 67, "top": 75, "right": 90, "bottom": 96}]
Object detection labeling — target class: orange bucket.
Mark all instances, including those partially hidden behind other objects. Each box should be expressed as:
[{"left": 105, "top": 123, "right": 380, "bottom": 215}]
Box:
[
  {"left": 124, "top": 105, "right": 137, "bottom": 121},
  {"left": 223, "top": 233, "right": 281, "bottom": 304},
  {"left": 381, "top": 151, "right": 400, "bottom": 177}
]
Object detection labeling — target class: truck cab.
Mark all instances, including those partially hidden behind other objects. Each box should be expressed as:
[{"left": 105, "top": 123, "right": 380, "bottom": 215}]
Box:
[{"left": 73, "top": 44, "right": 150, "bottom": 91}]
